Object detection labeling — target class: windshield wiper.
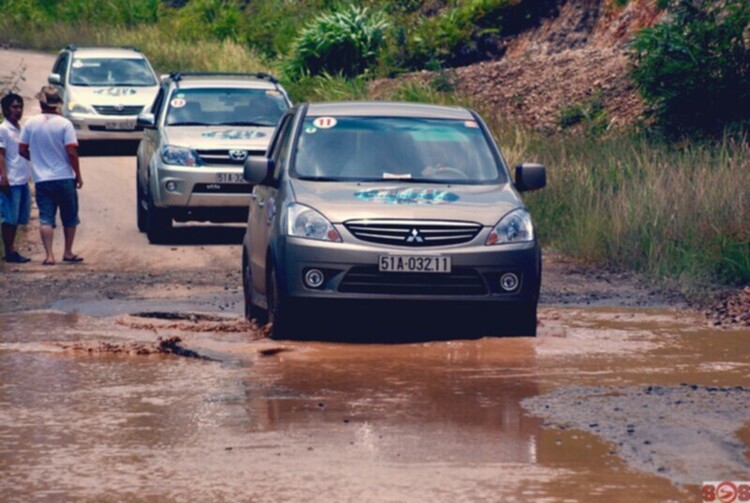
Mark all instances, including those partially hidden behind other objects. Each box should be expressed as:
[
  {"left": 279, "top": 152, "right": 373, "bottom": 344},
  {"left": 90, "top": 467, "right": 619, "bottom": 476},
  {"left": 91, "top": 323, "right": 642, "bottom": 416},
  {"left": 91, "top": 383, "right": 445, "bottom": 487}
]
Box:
[{"left": 220, "top": 121, "right": 273, "bottom": 127}]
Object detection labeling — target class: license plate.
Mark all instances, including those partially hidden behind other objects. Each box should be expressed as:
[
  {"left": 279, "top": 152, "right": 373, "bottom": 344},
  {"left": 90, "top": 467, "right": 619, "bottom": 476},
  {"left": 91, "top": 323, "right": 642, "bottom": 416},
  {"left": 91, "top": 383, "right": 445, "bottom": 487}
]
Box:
[
  {"left": 379, "top": 255, "right": 451, "bottom": 273},
  {"left": 104, "top": 120, "right": 136, "bottom": 130},
  {"left": 216, "top": 173, "right": 245, "bottom": 183}
]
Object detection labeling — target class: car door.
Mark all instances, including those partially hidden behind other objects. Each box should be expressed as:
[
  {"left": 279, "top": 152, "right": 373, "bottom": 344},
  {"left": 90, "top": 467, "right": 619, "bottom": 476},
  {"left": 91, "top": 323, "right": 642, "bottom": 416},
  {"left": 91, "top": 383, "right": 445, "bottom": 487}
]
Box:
[
  {"left": 250, "top": 112, "right": 295, "bottom": 295},
  {"left": 139, "top": 85, "right": 166, "bottom": 193}
]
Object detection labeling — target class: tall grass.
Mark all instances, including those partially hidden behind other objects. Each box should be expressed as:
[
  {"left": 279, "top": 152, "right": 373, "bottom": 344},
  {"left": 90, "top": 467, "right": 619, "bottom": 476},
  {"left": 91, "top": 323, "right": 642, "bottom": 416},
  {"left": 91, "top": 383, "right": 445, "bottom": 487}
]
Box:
[{"left": 0, "top": 22, "right": 269, "bottom": 73}]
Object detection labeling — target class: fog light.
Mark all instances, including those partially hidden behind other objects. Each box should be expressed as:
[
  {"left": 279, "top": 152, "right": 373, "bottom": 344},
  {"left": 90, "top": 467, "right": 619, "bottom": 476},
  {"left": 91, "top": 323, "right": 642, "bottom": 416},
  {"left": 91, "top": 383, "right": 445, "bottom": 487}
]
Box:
[
  {"left": 500, "top": 273, "right": 519, "bottom": 292},
  {"left": 304, "top": 268, "right": 325, "bottom": 289},
  {"left": 165, "top": 181, "right": 177, "bottom": 192}
]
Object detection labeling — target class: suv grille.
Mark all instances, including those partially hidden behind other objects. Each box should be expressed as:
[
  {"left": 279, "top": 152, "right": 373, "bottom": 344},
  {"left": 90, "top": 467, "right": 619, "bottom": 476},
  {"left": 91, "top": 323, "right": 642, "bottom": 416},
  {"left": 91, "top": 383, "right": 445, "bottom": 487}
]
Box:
[
  {"left": 338, "top": 266, "right": 487, "bottom": 295},
  {"left": 93, "top": 105, "right": 144, "bottom": 116},
  {"left": 344, "top": 220, "right": 482, "bottom": 247},
  {"left": 196, "top": 149, "right": 266, "bottom": 166}
]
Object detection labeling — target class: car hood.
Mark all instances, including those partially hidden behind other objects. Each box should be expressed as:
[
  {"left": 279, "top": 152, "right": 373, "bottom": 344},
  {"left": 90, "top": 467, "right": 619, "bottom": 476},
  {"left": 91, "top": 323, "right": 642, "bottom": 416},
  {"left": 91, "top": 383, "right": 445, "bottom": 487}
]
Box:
[
  {"left": 68, "top": 85, "right": 159, "bottom": 107},
  {"left": 290, "top": 179, "right": 523, "bottom": 226},
  {"left": 164, "top": 126, "right": 274, "bottom": 150}
]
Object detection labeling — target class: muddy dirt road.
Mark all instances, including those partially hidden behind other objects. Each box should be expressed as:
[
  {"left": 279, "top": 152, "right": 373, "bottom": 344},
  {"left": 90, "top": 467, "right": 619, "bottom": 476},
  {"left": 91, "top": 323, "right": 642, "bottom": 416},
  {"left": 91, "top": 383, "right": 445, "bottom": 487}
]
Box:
[{"left": 1, "top": 48, "right": 749, "bottom": 502}]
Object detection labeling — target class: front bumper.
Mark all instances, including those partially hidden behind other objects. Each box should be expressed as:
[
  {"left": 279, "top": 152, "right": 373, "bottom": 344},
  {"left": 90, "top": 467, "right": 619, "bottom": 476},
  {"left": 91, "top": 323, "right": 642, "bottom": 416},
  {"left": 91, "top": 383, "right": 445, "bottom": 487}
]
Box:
[
  {"left": 276, "top": 234, "right": 542, "bottom": 304},
  {"left": 152, "top": 161, "right": 252, "bottom": 210},
  {"left": 68, "top": 113, "right": 145, "bottom": 141}
]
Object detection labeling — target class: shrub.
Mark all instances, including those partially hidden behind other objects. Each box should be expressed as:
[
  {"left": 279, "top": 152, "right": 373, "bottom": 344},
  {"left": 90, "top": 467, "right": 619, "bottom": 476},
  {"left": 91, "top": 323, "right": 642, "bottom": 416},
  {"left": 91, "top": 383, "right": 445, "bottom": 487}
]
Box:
[
  {"left": 630, "top": 0, "right": 750, "bottom": 136},
  {"left": 284, "top": 6, "right": 389, "bottom": 79}
]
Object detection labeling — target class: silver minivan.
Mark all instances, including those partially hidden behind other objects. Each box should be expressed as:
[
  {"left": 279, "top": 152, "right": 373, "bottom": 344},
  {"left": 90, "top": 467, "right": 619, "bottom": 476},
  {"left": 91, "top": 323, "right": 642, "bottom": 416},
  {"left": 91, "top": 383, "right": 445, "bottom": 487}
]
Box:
[
  {"left": 136, "top": 72, "right": 291, "bottom": 243},
  {"left": 48, "top": 45, "right": 159, "bottom": 141},
  {"left": 242, "top": 102, "right": 546, "bottom": 340}
]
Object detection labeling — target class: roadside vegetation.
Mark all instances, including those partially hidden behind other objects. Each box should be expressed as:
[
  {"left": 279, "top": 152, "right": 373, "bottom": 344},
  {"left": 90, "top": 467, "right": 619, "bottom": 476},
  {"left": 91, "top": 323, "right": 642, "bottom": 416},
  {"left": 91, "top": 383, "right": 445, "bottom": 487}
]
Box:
[{"left": 1, "top": 0, "right": 748, "bottom": 292}]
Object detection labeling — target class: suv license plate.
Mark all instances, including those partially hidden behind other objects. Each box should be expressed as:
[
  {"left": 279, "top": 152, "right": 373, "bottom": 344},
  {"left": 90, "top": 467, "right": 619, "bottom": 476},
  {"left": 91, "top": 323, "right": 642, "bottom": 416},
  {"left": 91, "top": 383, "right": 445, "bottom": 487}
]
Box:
[
  {"left": 379, "top": 255, "right": 451, "bottom": 273},
  {"left": 105, "top": 120, "right": 136, "bottom": 130},
  {"left": 216, "top": 173, "right": 245, "bottom": 183}
]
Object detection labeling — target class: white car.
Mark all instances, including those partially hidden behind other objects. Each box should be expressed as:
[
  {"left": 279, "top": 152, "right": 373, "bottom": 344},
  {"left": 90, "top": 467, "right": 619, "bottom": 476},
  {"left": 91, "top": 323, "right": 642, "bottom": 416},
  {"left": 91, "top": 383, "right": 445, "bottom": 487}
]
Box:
[{"left": 48, "top": 45, "right": 159, "bottom": 141}]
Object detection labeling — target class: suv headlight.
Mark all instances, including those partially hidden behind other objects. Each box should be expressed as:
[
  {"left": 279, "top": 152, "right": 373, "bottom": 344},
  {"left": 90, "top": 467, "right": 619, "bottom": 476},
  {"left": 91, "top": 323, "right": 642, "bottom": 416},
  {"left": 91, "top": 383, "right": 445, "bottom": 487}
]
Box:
[
  {"left": 486, "top": 209, "right": 534, "bottom": 245},
  {"left": 67, "top": 101, "right": 95, "bottom": 115},
  {"left": 287, "top": 204, "right": 341, "bottom": 242},
  {"left": 161, "top": 145, "right": 202, "bottom": 167}
]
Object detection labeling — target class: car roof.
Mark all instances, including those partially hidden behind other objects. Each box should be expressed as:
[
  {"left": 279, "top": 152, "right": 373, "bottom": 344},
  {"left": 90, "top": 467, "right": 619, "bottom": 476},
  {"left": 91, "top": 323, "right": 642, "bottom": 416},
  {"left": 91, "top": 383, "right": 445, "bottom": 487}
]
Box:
[
  {"left": 305, "top": 101, "right": 474, "bottom": 120},
  {"left": 65, "top": 47, "right": 146, "bottom": 59}
]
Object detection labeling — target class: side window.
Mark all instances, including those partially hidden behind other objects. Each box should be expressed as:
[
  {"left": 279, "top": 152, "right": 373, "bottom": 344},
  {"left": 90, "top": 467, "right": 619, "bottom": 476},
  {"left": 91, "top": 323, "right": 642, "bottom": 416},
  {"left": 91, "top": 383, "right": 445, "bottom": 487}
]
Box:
[
  {"left": 271, "top": 115, "right": 295, "bottom": 179},
  {"left": 52, "top": 53, "right": 69, "bottom": 84}
]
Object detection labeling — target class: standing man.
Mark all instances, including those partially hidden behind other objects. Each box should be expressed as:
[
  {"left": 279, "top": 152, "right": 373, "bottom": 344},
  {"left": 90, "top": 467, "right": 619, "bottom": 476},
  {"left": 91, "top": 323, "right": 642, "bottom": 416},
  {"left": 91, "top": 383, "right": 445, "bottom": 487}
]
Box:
[
  {"left": 0, "top": 93, "right": 32, "bottom": 263},
  {"left": 19, "top": 86, "right": 84, "bottom": 265}
]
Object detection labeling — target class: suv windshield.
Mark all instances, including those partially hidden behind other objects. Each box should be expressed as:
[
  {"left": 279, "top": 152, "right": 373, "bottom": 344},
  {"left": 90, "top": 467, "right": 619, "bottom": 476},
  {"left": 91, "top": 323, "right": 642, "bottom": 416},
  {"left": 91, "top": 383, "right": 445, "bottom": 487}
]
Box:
[
  {"left": 69, "top": 58, "right": 156, "bottom": 86},
  {"left": 293, "top": 116, "right": 506, "bottom": 184},
  {"left": 166, "top": 88, "right": 288, "bottom": 127}
]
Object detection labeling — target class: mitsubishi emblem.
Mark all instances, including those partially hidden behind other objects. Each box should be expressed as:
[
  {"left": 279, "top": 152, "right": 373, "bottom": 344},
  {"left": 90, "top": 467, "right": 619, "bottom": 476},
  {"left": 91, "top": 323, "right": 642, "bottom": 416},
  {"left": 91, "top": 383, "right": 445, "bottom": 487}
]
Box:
[
  {"left": 406, "top": 228, "right": 424, "bottom": 243},
  {"left": 114, "top": 104, "right": 125, "bottom": 112}
]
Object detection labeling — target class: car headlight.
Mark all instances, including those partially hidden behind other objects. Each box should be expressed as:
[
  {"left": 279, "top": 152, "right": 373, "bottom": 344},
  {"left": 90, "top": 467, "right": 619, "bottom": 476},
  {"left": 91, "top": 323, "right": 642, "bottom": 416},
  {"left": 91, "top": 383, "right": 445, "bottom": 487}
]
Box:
[
  {"left": 486, "top": 209, "right": 534, "bottom": 245},
  {"left": 67, "top": 101, "right": 95, "bottom": 115},
  {"left": 161, "top": 145, "right": 202, "bottom": 167},
  {"left": 287, "top": 204, "right": 341, "bottom": 242}
]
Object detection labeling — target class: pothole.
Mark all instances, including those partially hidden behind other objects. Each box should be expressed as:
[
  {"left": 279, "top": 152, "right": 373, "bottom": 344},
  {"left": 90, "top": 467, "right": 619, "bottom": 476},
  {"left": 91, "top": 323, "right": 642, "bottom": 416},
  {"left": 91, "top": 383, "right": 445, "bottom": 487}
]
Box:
[
  {"left": 55, "top": 336, "right": 217, "bottom": 360},
  {"left": 118, "top": 311, "right": 263, "bottom": 335}
]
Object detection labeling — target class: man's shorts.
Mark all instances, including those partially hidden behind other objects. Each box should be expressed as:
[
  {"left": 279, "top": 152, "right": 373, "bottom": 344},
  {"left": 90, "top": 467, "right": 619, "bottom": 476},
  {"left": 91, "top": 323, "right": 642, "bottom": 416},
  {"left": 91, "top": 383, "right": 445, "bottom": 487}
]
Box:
[
  {"left": 35, "top": 179, "right": 80, "bottom": 228},
  {"left": 0, "top": 183, "right": 31, "bottom": 226}
]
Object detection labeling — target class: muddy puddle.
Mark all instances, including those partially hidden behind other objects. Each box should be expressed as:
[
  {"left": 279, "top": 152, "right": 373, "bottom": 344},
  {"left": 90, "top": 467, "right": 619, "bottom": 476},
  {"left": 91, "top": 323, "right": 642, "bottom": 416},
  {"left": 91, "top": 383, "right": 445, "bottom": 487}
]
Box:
[{"left": 1, "top": 307, "right": 748, "bottom": 501}]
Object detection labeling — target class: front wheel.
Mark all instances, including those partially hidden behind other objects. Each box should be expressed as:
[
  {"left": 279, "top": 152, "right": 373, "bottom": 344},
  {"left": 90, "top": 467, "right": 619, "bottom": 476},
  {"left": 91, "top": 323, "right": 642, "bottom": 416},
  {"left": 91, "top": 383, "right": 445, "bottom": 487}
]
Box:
[
  {"left": 243, "top": 251, "right": 267, "bottom": 325},
  {"left": 266, "top": 264, "right": 296, "bottom": 340},
  {"left": 136, "top": 176, "right": 147, "bottom": 233},
  {"left": 146, "top": 192, "right": 173, "bottom": 244}
]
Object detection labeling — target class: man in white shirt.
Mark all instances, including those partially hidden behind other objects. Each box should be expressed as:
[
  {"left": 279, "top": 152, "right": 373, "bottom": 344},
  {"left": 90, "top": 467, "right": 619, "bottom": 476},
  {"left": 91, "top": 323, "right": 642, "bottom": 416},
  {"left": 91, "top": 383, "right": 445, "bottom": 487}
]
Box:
[
  {"left": 19, "top": 86, "right": 84, "bottom": 265},
  {"left": 0, "top": 93, "right": 32, "bottom": 263}
]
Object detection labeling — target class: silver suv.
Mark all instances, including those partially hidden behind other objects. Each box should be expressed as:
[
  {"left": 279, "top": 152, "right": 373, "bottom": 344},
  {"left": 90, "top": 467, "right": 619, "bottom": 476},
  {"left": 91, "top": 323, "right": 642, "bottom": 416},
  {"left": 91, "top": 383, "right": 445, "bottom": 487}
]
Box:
[
  {"left": 48, "top": 45, "right": 159, "bottom": 141},
  {"left": 136, "top": 72, "right": 291, "bottom": 243},
  {"left": 242, "top": 102, "right": 546, "bottom": 340}
]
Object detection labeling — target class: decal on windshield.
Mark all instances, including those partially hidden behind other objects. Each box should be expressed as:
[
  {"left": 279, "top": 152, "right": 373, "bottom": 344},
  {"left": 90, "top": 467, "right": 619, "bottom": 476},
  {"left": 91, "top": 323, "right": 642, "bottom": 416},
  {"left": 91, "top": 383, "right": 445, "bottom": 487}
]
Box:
[
  {"left": 312, "top": 117, "right": 337, "bottom": 129},
  {"left": 93, "top": 87, "right": 137, "bottom": 96},
  {"left": 201, "top": 129, "right": 267, "bottom": 140},
  {"left": 170, "top": 98, "right": 186, "bottom": 108},
  {"left": 354, "top": 187, "right": 460, "bottom": 205},
  {"left": 305, "top": 127, "right": 317, "bottom": 134},
  {"left": 266, "top": 90, "right": 281, "bottom": 97},
  {"left": 464, "top": 120, "right": 479, "bottom": 128}
]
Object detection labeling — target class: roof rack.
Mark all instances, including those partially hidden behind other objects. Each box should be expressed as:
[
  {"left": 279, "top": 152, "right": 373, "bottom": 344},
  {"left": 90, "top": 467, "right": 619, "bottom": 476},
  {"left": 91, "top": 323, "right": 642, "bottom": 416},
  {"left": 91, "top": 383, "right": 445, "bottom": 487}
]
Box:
[
  {"left": 169, "top": 72, "right": 279, "bottom": 84},
  {"left": 65, "top": 44, "right": 141, "bottom": 52}
]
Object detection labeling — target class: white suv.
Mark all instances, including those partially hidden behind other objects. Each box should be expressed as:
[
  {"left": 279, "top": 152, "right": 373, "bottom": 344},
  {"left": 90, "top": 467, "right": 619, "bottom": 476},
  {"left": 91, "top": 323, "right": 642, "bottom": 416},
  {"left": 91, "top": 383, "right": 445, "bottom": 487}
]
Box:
[{"left": 48, "top": 45, "right": 159, "bottom": 141}]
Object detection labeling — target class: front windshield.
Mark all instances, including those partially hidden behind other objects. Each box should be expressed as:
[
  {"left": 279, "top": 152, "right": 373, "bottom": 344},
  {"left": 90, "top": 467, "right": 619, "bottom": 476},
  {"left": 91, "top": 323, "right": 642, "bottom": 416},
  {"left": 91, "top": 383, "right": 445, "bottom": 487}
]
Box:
[
  {"left": 165, "top": 88, "right": 288, "bottom": 127},
  {"left": 293, "top": 116, "right": 506, "bottom": 184},
  {"left": 69, "top": 58, "right": 156, "bottom": 86}
]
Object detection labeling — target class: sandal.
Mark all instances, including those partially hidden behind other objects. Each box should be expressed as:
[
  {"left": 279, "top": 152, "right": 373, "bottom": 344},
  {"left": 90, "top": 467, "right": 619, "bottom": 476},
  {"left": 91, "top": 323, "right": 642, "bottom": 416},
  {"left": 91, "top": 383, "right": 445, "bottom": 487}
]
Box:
[
  {"left": 62, "top": 255, "right": 84, "bottom": 263},
  {"left": 42, "top": 259, "right": 55, "bottom": 266}
]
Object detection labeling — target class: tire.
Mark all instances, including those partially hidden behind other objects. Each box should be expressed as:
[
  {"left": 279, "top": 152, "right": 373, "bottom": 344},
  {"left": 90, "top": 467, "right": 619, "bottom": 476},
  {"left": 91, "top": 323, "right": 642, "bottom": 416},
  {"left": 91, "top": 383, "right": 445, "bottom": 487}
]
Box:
[
  {"left": 146, "top": 192, "right": 172, "bottom": 244},
  {"left": 243, "top": 251, "right": 267, "bottom": 325},
  {"left": 266, "top": 264, "right": 296, "bottom": 340},
  {"left": 136, "top": 176, "right": 147, "bottom": 233}
]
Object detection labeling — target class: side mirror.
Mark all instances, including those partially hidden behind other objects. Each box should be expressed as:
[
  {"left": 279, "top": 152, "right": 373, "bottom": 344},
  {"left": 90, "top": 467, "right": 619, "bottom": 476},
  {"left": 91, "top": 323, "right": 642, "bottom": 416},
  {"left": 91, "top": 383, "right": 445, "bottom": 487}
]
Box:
[
  {"left": 515, "top": 163, "right": 546, "bottom": 192},
  {"left": 160, "top": 74, "right": 171, "bottom": 83},
  {"left": 48, "top": 73, "right": 62, "bottom": 86},
  {"left": 244, "top": 156, "right": 275, "bottom": 185},
  {"left": 136, "top": 112, "right": 156, "bottom": 129}
]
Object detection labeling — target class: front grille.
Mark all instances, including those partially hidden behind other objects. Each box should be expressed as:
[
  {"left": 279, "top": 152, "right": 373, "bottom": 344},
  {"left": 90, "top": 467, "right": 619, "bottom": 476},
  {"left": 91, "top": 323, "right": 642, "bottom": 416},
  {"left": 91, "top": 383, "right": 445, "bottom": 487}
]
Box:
[
  {"left": 192, "top": 183, "right": 252, "bottom": 194},
  {"left": 338, "top": 266, "right": 488, "bottom": 295},
  {"left": 196, "top": 149, "right": 266, "bottom": 166},
  {"left": 93, "top": 105, "right": 144, "bottom": 116},
  {"left": 344, "top": 220, "right": 482, "bottom": 247}
]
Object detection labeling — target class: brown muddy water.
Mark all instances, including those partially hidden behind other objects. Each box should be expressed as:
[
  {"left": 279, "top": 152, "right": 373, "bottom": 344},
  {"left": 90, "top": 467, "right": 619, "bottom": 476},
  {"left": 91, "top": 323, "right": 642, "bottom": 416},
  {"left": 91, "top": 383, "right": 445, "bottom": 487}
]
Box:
[{"left": 1, "top": 307, "right": 749, "bottom": 502}]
